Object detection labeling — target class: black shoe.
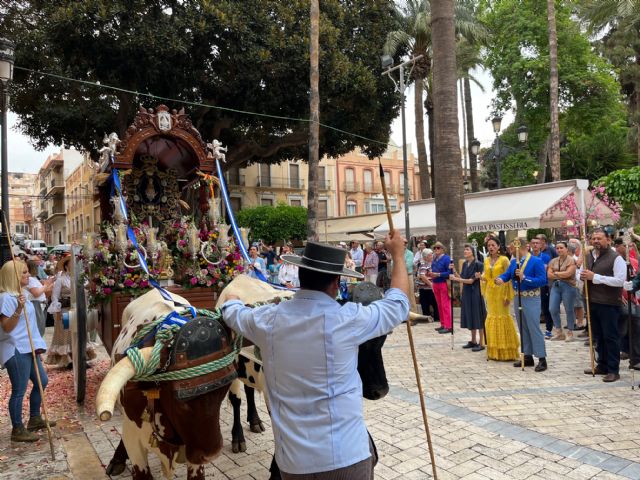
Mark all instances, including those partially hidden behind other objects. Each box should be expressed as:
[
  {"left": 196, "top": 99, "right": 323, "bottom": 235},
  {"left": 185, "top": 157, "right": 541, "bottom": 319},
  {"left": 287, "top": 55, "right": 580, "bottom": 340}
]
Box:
[
  {"left": 471, "top": 345, "right": 485, "bottom": 352},
  {"left": 603, "top": 373, "right": 620, "bottom": 383},
  {"left": 438, "top": 328, "right": 453, "bottom": 334},
  {"left": 462, "top": 341, "right": 477, "bottom": 349},
  {"left": 630, "top": 363, "right": 640, "bottom": 371},
  {"left": 435, "top": 326, "right": 443, "bottom": 332},
  {"left": 535, "top": 358, "right": 547, "bottom": 372},
  {"left": 621, "top": 352, "right": 630, "bottom": 361},
  {"left": 513, "top": 355, "right": 534, "bottom": 368}
]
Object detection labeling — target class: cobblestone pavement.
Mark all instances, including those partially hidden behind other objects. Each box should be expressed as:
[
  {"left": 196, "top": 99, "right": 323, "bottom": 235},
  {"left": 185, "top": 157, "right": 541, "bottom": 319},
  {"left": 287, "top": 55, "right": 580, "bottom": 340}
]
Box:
[{"left": 2, "top": 314, "right": 640, "bottom": 479}]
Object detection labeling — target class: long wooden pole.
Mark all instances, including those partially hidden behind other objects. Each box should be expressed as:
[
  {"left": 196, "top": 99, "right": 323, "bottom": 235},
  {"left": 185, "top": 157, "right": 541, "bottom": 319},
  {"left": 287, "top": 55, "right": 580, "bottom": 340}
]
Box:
[
  {"left": 379, "top": 161, "right": 438, "bottom": 479},
  {"left": 581, "top": 225, "right": 596, "bottom": 376},
  {"left": 3, "top": 212, "right": 55, "bottom": 459}
]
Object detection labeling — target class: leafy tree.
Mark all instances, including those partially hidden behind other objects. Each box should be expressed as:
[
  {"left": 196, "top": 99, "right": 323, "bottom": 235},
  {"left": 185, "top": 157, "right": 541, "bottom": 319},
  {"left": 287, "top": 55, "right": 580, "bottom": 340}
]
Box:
[
  {"left": 481, "top": 0, "right": 628, "bottom": 181},
  {"left": 236, "top": 204, "right": 308, "bottom": 245},
  {"left": 2, "top": 0, "right": 401, "bottom": 168},
  {"left": 597, "top": 166, "right": 640, "bottom": 223}
]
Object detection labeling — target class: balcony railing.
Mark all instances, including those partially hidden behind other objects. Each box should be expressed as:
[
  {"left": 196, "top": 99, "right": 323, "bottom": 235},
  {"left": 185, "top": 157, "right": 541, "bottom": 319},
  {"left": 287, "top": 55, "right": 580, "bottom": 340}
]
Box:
[
  {"left": 363, "top": 183, "right": 381, "bottom": 194},
  {"left": 256, "top": 177, "right": 305, "bottom": 189},
  {"left": 318, "top": 179, "right": 331, "bottom": 190},
  {"left": 342, "top": 181, "right": 360, "bottom": 192}
]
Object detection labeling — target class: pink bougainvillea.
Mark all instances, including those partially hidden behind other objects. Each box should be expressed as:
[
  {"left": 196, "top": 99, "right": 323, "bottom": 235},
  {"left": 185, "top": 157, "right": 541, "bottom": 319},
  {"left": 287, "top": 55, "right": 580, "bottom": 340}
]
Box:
[{"left": 544, "top": 186, "right": 621, "bottom": 235}]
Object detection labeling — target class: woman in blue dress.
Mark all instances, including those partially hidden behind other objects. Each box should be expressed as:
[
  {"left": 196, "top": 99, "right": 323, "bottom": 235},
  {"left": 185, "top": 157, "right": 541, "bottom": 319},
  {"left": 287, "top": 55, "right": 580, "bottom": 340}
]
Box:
[{"left": 451, "top": 244, "right": 487, "bottom": 351}]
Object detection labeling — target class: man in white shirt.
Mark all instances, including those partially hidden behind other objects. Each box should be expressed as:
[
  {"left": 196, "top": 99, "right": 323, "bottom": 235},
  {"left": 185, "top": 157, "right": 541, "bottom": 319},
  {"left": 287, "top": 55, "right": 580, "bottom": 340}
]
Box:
[
  {"left": 222, "top": 231, "right": 409, "bottom": 479},
  {"left": 350, "top": 241, "right": 364, "bottom": 273},
  {"left": 413, "top": 241, "right": 426, "bottom": 270}
]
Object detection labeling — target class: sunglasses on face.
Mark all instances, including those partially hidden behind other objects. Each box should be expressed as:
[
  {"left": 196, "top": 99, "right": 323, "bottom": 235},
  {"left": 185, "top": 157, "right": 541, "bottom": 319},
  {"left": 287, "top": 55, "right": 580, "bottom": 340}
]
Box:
[{"left": 434, "top": 246, "right": 442, "bottom": 250}]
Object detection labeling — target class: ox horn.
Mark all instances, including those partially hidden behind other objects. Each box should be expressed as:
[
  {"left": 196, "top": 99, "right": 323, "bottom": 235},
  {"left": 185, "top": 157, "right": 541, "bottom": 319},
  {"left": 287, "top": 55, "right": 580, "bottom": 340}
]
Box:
[
  {"left": 96, "top": 347, "right": 153, "bottom": 421},
  {"left": 408, "top": 312, "right": 432, "bottom": 322}
]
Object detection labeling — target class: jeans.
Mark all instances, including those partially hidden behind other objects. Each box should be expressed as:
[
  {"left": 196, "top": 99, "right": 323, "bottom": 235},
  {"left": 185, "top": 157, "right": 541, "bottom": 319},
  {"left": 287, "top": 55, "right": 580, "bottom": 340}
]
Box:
[
  {"left": 541, "top": 285, "right": 553, "bottom": 332},
  {"left": 549, "top": 281, "right": 577, "bottom": 330},
  {"left": 5, "top": 352, "right": 48, "bottom": 427},
  {"left": 514, "top": 294, "right": 546, "bottom": 358},
  {"left": 590, "top": 303, "right": 620, "bottom": 374}
]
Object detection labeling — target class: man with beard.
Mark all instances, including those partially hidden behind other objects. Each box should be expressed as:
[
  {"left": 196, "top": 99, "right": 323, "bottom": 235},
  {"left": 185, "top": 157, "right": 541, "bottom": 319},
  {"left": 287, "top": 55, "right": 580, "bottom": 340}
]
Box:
[{"left": 579, "top": 229, "right": 626, "bottom": 382}]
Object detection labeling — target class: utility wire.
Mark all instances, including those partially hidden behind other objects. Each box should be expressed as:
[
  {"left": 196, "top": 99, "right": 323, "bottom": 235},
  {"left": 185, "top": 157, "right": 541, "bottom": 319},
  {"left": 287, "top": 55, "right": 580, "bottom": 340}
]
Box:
[{"left": 14, "top": 66, "right": 399, "bottom": 149}]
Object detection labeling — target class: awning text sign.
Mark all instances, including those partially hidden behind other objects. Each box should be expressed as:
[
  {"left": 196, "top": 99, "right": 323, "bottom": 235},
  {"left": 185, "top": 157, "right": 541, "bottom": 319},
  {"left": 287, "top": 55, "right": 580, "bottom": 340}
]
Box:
[{"left": 467, "top": 221, "right": 532, "bottom": 233}]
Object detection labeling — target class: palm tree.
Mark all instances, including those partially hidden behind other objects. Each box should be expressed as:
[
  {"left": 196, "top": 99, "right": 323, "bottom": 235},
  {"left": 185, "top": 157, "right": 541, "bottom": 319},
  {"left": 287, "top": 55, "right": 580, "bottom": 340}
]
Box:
[
  {"left": 547, "top": 0, "right": 560, "bottom": 181},
  {"left": 307, "top": 0, "right": 320, "bottom": 241},
  {"left": 384, "top": 0, "right": 485, "bottom": 200},
  {"left": 431, "top": 0, "right": 467, "bottom": 260}
]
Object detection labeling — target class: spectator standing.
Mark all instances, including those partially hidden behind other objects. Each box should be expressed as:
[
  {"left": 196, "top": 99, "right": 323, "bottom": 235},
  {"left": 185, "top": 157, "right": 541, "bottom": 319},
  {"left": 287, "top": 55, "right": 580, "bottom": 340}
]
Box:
[
  {"left": 451, "top": 244, "right": 486, "bottom": 351},
  {"left": 375, "top": 241, "right": 390, "bottom": 290},
  {"left": 363, "top": 243, "right": 379, "bottom": 284},
  {"left": 404, "top": 240, "right": 417, "bottom": 313},
  {"left": 25, "top": 260, "right": 53, "bottom": 337},
  {"left": 547, "top": 241, "right": 577, "bottom": 341},
  {"left": 537, "top": 233, "right": 558, "bottom": 259},
  {"left": 349, "top": 241, "right": 364, "bottom": 273},
  {"left": 413, "top": 241, "right": 426, "bottom": 270},
  {"left": 579, "top": 229, "right": 626, "bottom": 382},
  {"left": 247, "top": 245, "right": 267, "bottom": 280},
  {"left": 430, "top": 242, "right": 452, "bottom": 334},
  {"left": 568, "top": 238, "right": 586, "bottom": 331},
  {"left": 416, "top": 249, "right": 438, "bottom": 323},
  {"left": 278, "top": 244, "right": 299, "bottom": 288},
  {"left": 0, "top": 260, "right": 56, "bottom": 442},
  {"left": 531, "top": 237, "right": 553, "bottom": 338},
  {"left": 261, "top": 244, "right": 277, "bottom": 269}
]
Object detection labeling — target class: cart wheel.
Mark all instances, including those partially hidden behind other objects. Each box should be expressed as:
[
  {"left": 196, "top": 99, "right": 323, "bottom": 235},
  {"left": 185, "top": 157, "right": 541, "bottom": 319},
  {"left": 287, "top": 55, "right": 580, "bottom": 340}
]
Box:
[{"left": 71, "top": 247, "right": 87, "bottom": 404}]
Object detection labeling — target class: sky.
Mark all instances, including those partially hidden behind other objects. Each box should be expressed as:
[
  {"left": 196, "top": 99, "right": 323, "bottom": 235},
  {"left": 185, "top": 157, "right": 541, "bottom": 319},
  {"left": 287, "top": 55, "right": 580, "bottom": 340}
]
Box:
[{"left": 5, "top": 67, "right": 516, "bottom": 174}]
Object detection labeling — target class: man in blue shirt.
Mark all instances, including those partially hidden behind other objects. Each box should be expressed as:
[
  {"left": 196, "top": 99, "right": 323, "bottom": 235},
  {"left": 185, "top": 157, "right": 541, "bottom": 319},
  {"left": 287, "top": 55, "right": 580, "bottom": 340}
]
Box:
[
  {"left": 496, "top": 237, "right": 548, "bottom": 372},
  {"left": 222, "top": 231, "right": 410, "bottom": 479}
]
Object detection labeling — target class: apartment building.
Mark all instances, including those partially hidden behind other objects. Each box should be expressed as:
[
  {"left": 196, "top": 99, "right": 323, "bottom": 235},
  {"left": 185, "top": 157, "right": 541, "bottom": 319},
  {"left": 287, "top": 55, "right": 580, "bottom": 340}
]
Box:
[
  {"left": 65, "top": 152, "right": 101, "bottom": 243},
  {"left": 226, "top": 157, "right": 338, "bottom": 217},
  {"left": 4, "top": 172, "right": 38, "bottom": 237}
]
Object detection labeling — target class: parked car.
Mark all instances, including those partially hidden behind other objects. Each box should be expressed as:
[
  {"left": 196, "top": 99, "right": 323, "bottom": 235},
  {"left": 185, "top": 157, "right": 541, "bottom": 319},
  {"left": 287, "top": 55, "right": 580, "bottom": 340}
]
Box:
[
  {"left": 12, "top": 233, "right": 26, "bottom": 247},
  {"left": 50, "top": 244, "right": 72, "bottom": 255},
  {"left": 24, "top": 240, "right": 47, "bottom": 256}
]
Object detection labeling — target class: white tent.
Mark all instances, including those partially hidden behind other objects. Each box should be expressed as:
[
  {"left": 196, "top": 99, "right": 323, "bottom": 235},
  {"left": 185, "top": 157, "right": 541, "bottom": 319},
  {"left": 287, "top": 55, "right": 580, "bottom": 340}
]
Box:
[{"left": 374, "top": 179, "right": 616, "bottom": 236}]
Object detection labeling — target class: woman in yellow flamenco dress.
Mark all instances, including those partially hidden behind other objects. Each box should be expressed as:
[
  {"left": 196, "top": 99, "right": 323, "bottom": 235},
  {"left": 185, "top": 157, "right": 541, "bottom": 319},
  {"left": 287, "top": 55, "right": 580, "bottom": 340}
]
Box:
[{"left": 480, "top": 237, "right": 520, "bottom": 360}]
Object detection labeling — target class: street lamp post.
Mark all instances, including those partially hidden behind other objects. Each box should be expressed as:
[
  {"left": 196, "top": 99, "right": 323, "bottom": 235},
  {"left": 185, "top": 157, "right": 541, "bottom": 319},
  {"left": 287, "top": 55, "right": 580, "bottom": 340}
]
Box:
[
  {"left": 491, "top": 116, "right": 503, "bottom": 189},
  {"left": 381, "top": 54, "right": 422, "bottom": 242},
  {"left": 0, "top": 38, "right": 15, "bottom": 264}
]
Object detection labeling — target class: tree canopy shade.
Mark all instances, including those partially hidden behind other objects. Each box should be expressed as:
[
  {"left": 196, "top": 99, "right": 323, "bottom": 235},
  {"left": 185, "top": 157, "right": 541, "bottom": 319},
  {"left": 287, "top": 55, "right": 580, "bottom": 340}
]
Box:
[
  {"left": 480, "top": 0, "right": 629, "bottom": 182},
  {"left": 2, "top": 0, "right": 401, "bottom": 169},
  {"left": 236, "top": 204, "right": 308, "bottom": 245}
]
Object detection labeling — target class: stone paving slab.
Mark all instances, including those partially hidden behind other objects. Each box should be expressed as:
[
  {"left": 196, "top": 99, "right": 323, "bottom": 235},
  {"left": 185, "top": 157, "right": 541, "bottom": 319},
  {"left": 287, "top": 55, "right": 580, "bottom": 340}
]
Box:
[{"left": 2, "top": 315, "right": 640, "bottom": 479}]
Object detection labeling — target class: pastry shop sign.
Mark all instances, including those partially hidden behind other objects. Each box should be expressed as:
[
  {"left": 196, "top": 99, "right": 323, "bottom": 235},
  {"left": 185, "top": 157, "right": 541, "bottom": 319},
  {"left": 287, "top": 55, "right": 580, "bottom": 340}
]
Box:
[{"left": 467, "top": 221, "right": 530, "bottom": 233}]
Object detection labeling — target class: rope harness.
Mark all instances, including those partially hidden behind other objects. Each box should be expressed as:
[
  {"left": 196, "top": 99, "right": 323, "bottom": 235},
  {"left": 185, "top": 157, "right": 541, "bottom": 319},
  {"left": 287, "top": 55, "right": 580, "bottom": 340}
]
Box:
[{"left": 125, "top": 308, "right": 242, "bottom": 382}]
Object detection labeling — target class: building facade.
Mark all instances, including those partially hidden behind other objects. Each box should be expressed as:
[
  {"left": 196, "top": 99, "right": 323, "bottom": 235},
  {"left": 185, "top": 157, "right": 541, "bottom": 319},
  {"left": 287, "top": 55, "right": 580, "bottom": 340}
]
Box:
[
  {"left": 4, "top": 172, "right": 38, "bottom": 238},
  {"left": 226, "top": 157, "right": 338, "bottom": 217},
  {"left": 65, "top": 152, "right": 101, "bottom": 243},
  {"left": 335, "top": 145, "right": 421, "bottom": 217}
]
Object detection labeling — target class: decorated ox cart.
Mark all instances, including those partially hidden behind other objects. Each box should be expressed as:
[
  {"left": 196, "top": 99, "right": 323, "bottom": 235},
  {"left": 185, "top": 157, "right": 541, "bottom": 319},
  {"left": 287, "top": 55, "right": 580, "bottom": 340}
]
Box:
[{"left": 85, "top": 104, "right": 247, "bottom": 355}]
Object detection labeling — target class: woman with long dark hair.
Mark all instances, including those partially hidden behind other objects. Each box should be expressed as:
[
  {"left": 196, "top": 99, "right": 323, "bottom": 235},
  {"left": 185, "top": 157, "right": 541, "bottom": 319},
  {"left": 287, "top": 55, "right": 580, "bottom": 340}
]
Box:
[{"left": 451, "top": 244, "right": 486, "bottom": 351}]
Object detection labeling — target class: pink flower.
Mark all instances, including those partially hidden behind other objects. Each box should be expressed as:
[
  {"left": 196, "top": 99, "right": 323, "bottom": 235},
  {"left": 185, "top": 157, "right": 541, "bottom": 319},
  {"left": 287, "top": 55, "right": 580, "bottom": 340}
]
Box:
[
  {"left": 190, "top": 277, "right": 198, "bottom": 285},
  {"left": 124, "top": 279, "right": 134, "bottom": 287},
  {"left": 103, "top": 288, "right": 112, "bottom": 295},
  {"left": 139, "top": 280, "right": 149, "bottom": 288}
]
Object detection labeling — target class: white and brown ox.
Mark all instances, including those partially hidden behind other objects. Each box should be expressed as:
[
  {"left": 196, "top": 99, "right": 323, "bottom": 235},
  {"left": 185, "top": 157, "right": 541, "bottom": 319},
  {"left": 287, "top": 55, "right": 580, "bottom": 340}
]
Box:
[{"left": 99, "top": 278, "right": 293, "bottom": 479}]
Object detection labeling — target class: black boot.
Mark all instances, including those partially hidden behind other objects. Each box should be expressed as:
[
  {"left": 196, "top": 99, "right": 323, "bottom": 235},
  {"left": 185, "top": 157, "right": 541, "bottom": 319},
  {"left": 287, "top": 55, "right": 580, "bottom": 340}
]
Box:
[
  {"left": 513, "top": 355, "right": 534, "bottom": 368},
  {"left": 535, "top": 357, "right": 547, "bottom": 372}
]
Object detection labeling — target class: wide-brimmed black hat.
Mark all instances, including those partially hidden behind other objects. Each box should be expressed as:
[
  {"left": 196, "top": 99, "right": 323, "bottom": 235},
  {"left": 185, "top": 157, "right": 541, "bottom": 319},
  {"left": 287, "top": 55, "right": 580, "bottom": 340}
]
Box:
[{"left": 281, "top": 242, "right": 364, "bottom": 279}]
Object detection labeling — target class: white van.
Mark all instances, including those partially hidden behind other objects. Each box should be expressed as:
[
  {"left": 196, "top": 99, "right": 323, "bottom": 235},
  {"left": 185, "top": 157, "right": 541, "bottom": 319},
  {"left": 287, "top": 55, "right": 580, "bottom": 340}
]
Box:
[{"left": 25, "top": 240, "right": 47, "bottom": 255}]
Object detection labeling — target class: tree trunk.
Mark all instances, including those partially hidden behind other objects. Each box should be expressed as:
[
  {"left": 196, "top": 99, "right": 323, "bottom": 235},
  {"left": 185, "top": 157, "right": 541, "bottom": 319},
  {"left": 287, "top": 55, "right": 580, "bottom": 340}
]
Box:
[
  {"left": 537, "top": 135, "right": 551, "bottom": 184},
  {"left": 426, "top": 93, "right": 436, "bottom": 198},
  {"left": 307, "top": 0, "right": 320, "bottom": 242},
  {"left": 464, "top": 77, "right": 479, "bottom": 192},
  {"left": 431, "top": 0, "right": 467, "bottom": 260},
  {"left": 459, "top": 79, "right": 468, "bottom": 189},
  {"left": 414, "top": 77, "right": 431, "bottom": 198},
  {"left": 115, "top": 92, "right": 133, "bottom": 138},
  {"left": 547, "top": 0, "right": 560, "bottom": 181}
]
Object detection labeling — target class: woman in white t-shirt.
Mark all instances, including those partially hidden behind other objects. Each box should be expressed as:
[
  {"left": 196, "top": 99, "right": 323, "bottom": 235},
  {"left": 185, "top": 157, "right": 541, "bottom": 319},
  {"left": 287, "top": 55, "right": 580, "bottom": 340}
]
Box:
[
  {"left": 0, "top": 260, "right": 56, "bottom": 442},
  {"left": 26, "top": 260, "right": 53, "bottom": 337}
]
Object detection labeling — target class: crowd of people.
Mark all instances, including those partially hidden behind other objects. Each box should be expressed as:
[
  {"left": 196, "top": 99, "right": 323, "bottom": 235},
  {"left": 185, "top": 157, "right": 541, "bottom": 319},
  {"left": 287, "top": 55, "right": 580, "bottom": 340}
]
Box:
[{"left": 0, "top": 251, "right": 96, "bottom": 442}]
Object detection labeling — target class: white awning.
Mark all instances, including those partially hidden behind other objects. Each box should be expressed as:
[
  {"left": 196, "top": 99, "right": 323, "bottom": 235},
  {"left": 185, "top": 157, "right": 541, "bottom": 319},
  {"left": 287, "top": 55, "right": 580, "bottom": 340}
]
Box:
[
  {"left": 318, "top": 212, "right": 393, "bottom": 243},
  {"left": 374, "top": 179, "right": 616, "bottom": 236}
]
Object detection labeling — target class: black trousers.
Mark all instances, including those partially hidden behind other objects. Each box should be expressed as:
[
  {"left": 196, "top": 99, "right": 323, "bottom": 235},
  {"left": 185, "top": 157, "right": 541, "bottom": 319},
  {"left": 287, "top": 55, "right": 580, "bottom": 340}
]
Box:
[
  {"left": 541, "top": 285, "right": 553, "bottom": 331},
  {"left": 419, "top": 288, "right": 439, "bottom": 321},
  {"left": 590, "top": 303, "right": 621, "bottom": 374},
  {"left": 619, "top": 308, "right": 640, "bottom": 365}
]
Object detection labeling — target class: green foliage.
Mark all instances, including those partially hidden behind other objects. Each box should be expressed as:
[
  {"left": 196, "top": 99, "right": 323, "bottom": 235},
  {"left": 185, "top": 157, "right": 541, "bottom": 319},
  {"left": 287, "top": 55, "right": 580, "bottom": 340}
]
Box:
[
  {"left": 598, "top": 167, "right": 640, "bottom": 204},
  {"left": 2, "top": 0, "right": 401, "bottom": 166},
  {"left": 480, "top": 125, "right": 538, "bottom": 189},
  {"left": 466, "top": 232, "right": 490, "bottom": 246},
  {"left": 236, "top": 204, "right": 308, "bottom": 244},
  {"left": 480, "top": 0, "right": 631, "bottom": 179}
]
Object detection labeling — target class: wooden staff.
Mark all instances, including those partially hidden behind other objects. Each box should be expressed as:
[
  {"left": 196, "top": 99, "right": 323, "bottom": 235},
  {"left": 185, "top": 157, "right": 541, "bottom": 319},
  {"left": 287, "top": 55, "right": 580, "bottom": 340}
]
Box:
[
  {"left": 623, "top": 231, "right": 636, "bottom": 389},
  {"left": 513, "top": 239, "right": 525, "bottom": 371},
  {"left": 471, "top": 239, "right": 486, "bottom": 350},
  {"left": 379, "top": 161, "right": 438, "bottom": 479},
  {"left": 580, "top": 224, "right": 596, "bottom": 376},
  {"left": 2, "top": 212, "right": 55, "bottom": 459},
  {"left": 449, "top": 238, "right": 455, "bottom": 351}
]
